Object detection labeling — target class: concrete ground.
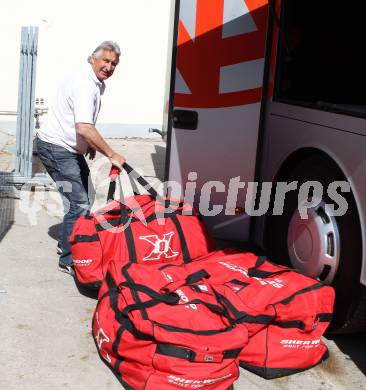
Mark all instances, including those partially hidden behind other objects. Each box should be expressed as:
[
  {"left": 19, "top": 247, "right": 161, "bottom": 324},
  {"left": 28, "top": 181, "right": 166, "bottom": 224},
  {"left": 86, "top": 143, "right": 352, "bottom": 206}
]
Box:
[{"left": 0, "top": 135, "right": 365, "bottom": 389}]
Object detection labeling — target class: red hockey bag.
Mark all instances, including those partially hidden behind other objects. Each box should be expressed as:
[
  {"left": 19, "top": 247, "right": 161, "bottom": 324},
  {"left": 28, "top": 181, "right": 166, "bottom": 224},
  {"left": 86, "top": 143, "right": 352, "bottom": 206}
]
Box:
[
  {"left": 186, "top": 251, "right": 335, "bottom": 378},
  {"left": 92, "top": 261, "right": 248, "bottom": 390},
  {"left": 69, "top": 164, "right": 214, "bottom": 288}
]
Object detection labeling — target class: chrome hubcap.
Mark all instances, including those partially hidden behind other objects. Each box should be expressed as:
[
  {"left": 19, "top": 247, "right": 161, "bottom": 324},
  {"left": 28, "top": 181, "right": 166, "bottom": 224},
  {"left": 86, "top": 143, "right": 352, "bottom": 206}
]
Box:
[{"left": 287, "top": 201, "right": 340, "bottom": 284}]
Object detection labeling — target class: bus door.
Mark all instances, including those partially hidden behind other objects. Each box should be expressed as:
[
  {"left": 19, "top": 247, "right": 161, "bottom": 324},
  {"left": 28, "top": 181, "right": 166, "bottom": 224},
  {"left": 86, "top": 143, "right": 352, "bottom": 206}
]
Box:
[{"left": 165, "top": 0, "right": 270, "bottom": 240}]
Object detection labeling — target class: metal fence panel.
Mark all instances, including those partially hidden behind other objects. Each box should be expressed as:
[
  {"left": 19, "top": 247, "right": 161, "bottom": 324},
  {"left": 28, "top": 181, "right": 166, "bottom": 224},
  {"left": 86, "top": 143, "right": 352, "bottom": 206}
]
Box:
[{"left": 14, "top": 26, "right": 38, "bottom": 181}]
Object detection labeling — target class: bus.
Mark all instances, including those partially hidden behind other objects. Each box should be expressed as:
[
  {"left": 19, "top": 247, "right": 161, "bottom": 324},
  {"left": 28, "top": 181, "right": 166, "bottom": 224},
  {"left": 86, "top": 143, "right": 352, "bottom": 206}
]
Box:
[{"left": 163, "top": 0, "right": 366, "bottom": 332}]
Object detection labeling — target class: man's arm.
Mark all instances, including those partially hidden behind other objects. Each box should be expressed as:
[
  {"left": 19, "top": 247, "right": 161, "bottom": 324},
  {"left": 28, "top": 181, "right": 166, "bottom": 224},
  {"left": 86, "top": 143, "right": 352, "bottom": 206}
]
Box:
[{"left": 76, "top": 123, "right": 125, "bottom": 168}]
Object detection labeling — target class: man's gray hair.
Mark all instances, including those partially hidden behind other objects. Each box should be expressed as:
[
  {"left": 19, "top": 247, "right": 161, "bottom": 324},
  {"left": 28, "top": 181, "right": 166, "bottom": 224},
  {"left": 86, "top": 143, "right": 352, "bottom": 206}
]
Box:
[{"left": 88, "top": 41, "right": 121, "bottom": 63}]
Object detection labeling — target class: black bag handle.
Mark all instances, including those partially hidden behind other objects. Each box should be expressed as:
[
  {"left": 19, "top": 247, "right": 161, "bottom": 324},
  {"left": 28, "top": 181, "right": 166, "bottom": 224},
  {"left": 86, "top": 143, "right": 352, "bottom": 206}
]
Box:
[
  {"left": 107, "top": 163, "right": 184, "bottom": 211},
  {"left": 107, "top": 179, "right": 116, "bottom": 203},
  {"left": 123, "top": 163, "right": 160, "bottom": 199},
  {"left": 247, "top": 256, "right": 292, "bottom": 279},
  {"left": 105, "top": 167, "right": 131, "bottom": 223},
  {"left": 107, "top": 163, "right": 160, "bottom": 201}
]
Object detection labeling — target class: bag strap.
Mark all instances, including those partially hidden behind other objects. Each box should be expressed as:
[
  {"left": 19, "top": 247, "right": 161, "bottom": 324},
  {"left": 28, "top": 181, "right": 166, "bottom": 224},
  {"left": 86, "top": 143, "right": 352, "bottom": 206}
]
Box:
[
  {"left": 275, "top": 282, "right": 325, "bottom": 305},
  {"left": 108, "top": 163, "right": 185, "bottom": 211},
  {"left": 247, "top": 256, "right": 292, "bottom": 278},
  {"left": 212, "top": 288, "right": 274, "bottom": 325},
  {"left": 120, "top": 269, "right": 210, "bottom": 298},
  {"left": 155, "top": 344, "right": 241, "bottom": 363},
  {"left": 119, "top": 264, "right": 236, "bottom": 324},
  {"left": 160, "top": 269, "right": 210, "bottom": 293}
]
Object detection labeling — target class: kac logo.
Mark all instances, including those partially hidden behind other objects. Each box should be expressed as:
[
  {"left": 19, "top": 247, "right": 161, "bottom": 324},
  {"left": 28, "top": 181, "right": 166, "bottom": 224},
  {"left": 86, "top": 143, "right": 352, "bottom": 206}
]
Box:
[{"left": 139, "top": 232, "right": 180, "bottom": 261}]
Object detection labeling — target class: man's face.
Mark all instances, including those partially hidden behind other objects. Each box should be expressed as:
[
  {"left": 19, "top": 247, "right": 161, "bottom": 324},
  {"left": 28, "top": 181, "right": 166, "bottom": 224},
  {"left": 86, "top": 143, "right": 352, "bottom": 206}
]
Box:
[{"left": 91, "top": 49, "right": 119, "bottom": 81}]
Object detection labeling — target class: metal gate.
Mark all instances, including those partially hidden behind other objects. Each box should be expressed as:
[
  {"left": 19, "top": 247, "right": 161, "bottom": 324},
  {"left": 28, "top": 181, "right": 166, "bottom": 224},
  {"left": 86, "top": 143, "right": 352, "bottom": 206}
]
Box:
[{"left": 13, "top": 26, "right": 39, "bottom": 183}]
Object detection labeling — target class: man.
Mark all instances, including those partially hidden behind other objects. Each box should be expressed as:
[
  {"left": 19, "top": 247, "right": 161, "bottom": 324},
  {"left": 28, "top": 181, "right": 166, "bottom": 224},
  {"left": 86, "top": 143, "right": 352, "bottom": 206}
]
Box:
[{"left": 36, "top": 41, "right": 125, "bottom": 276}]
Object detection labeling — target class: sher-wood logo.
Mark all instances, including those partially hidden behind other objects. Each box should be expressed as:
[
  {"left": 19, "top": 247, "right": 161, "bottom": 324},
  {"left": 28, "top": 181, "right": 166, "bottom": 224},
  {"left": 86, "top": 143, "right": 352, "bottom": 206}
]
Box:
[
  {"left": 280, "top": 339, "right": 321, "bottom": 349},
  {"left": 73, "top": 259, "right": 93, "bottom": 267},
  {"left": 139, "top": 232, "right": 179, "bottom": 261},
  {"left": 167, "top": 373, "right": 232, "bottom": 388}
]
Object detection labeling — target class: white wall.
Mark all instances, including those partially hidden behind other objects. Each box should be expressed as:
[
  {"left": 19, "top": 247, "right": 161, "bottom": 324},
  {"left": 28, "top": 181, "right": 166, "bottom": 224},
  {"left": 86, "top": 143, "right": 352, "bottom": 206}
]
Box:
[{"left": 0, "top": 0, "right": 172, "bottom": 134}]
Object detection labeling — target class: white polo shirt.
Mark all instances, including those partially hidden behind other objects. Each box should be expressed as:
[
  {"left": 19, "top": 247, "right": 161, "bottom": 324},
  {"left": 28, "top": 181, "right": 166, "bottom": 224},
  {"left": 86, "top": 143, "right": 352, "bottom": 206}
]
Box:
[{"left": 38, "top": 64, "right": 105, "bottom": 154}]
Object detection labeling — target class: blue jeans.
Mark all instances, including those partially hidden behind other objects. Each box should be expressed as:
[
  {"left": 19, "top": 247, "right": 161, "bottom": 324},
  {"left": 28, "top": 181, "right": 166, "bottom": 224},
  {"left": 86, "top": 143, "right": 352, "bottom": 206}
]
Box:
[{"left": 36, "top": 138, "right": 94, "bottom": 266}]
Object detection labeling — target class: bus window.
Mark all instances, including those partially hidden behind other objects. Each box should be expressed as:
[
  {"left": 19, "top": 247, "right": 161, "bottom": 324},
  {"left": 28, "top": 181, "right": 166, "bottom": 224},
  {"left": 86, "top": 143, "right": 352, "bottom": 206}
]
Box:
[{"left": 274, "top": 0, "right": 366, "bottom": 118}]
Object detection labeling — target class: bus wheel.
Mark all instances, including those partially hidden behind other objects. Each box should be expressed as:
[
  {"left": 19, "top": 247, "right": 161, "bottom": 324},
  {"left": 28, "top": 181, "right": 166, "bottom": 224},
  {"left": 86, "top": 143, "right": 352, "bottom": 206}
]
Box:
[{"left": 267, "top": 155, "right": 366, "bottom": 332}]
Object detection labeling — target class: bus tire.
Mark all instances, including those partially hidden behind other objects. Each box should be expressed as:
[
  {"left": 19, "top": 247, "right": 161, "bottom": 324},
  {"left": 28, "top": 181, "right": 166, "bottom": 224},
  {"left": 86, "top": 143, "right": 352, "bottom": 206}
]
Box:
[{"left": 266, "top": 155, "right": 366, "bottom": 332}]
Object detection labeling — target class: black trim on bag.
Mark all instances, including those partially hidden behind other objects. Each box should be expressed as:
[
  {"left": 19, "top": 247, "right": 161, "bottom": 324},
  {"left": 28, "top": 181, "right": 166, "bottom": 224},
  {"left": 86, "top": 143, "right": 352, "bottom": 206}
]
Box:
[
  {"left": 123, "top": 163, "right": 185, "bottom": 213},
  {"left": 78, "top": 280, "right": 102, "bottom": 290},
  {"left": 105, "top": 270, "right": 117, "bottom": 288},
  {"left": 272, "top": 314, "right": 332, "bottom": 330},
  {"left": 214, "top": 290, "right": 273, "bottom": 325},
  {"left": 120, "top": 289, "right": 227, "bottom": 320},
  {"left": 121, "top": 298, "right": 170, "bottom": 317},
  {"left": 124, "top": 319, "right": 155, "bottom": 341},
  {"left": 94, "top": 273, "right": 137, "bottom": 390},
  {"left": 107, "top": 181, "right": 116, "bottom": 203},
  {"left": 99, "top": 198, "right": 185, "bottom": 216},
  {"left": 317, "top": 313, "right": 333, "bottom": 322},
  {"left": 158, "top": 263, "right": 180, "bottom": 271},
  {"left": 73, "top": 234, "right": 100, "bottom": 242},
  {"left": 155, "top": 344, "right": 241, "bottom": 361},
  {"left": 247, "top": 256, "right": 292, "bottom": 278},
  {"left": 94, "top": 209, "right": 188, "bottom": 232},
  {"left": 153, "top": 321, "right": 236, "bottom": 336},
  {"left": 123, "top": 223, "right": 137, "bottom": 263},
  {"left": 95, "top": 215, "right": 136, "bottom": 231},
  {"left": 184, "top": 298, "right": 228, "bottom": 317},
  {"left": 239, "top": 348, "right": 329, "bottom": 379},
  {"left": 274, "top": 320, "right": 306, "bottom": 330},
  {"left": 248, "top": 268, "right": 291, "bottom": 279},
  {"left": 228, "top": 279, "right": 250, "bottom": 288},
  {"left": 236, "top": 314, "right": 275, "bottom": 325},
  {"left": 119, "top": 163, "right": 187, "bottom": 213},
  {"left": 112, "top": 322, "right": 128, "bottom": 358},
  {"left": 223, "top": 348, "right": 242, "bottom": 359},
  {"left": 185, "top": 269, "right": 210, "bottom": 285},
  {"left": 248, "top": 255, "right": 312, "bottom": 279},
  {"left": 105, "top": 272, "right": 119, "bottom": 316},
  {"left": 113, "top": 364, "right": 135, "bottom": 390},
  {"left": 156, "top": 344, "right": 192, "bottom": 360},
  {"left": 121, "top": 263, "right": 147, "bottom": 319},
  {"left": 211, "top": 290, "right": 241, "bottom": 319},
  {"left": 170, "top": 214, "right": 191, "bottom": 263},
  {"left": 276, "top": 283, "right": 324, "bottom": 305},
  {"left": 96, "top": 198, "right": 155, "bottom": 216},
  {"left": 255, "top": 256, "right": 267, "bottom": 267},
  {"left": 98, "top": 207, "right": 131, "bottom": 217},
  {"left": 118, "top": 282, "right": 180, "bottom": 306},
  {"left": 118, "top": 265, "right": 244, "bottom": 338},
  {"left": 104, "top": 273, "right": 131, "bottom": 380}
]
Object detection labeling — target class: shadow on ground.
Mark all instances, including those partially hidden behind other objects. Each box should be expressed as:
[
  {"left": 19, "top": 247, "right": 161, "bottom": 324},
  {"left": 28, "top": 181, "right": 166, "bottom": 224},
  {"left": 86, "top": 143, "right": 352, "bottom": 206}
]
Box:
[
  {"left": 151, "top": 144, "right": 166, "bottom": 182},
  {"left": 48, "top": 222, "right": 62, "bottom": 242},
  {"left": 0, "top": 180, "right": 16, "bottom": 243},
  {"left": 74, "top": 279, "right": 99, "bottom": 300},
  {"left": 327, "top": 333, "right": 366, "bottom": 375}
]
